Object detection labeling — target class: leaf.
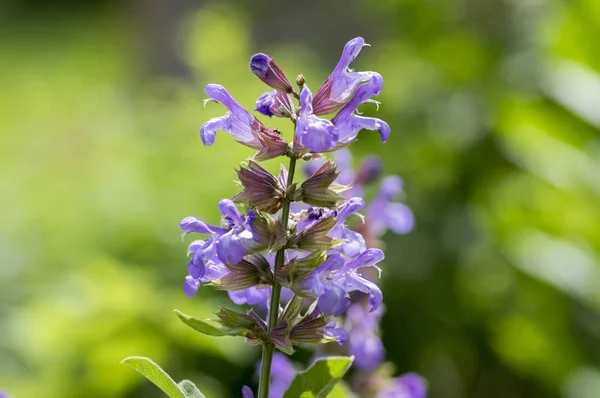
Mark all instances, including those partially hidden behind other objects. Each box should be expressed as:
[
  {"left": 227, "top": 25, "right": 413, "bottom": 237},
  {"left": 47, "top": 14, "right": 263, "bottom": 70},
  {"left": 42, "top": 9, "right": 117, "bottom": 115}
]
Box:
[
  {"left": 178, "top": 380, "right": 206, "bottom": 398},
  {"left": 175, "top": 309, "right": 246, "bottom": 337},
  {"left": 120, "top": 356, "right": 184, "bottom": 398},
  {"left": 283, "top": 356, "right": 354, "bottom": 398}
]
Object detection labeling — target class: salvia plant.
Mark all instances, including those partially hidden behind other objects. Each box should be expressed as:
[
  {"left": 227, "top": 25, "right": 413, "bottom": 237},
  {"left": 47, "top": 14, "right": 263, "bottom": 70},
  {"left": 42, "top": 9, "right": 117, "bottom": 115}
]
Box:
[{"left": 121, "top": 37, "right": 428, "bottom": 398}]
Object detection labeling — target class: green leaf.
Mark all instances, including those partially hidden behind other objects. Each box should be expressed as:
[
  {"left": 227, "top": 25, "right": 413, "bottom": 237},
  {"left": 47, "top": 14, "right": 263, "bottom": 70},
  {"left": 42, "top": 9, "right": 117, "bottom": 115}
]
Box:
[
  {"left": 120, "top": 356, "right": 184, "bottom": 398},
  {"left": 178, "top": 380, "right": 206, "bottom": 398},
  {"left": 175, "top": 309, "right": 246, "bottom": 337},
  {"left": 283, "top": 356, "right": 354, "bottom": 398}
]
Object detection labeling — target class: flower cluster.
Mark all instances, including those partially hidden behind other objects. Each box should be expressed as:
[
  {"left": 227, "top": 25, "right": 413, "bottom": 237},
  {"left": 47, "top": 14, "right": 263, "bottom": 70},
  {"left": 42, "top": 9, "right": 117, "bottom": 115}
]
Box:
[{"left": 179, "top": 37, "right": 426, "bottom": 398}]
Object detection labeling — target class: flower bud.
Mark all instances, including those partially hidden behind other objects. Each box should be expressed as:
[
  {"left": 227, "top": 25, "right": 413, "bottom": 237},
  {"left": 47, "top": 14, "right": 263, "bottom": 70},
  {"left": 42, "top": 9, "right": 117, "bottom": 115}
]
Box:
[
  {"left": 250, "top": 53, "right": 294, "bottom": 93},
  {"left": 233, "top": 160, "right": 284, "bottom": 213},
  {"left": 293, "top": 161, "right": 348, "bottom": 208},
  {"left": 216, "top": 306, "right": 268, "bottom": 343},
  {"left": 213, "top": 253, "right": 273, "bottom": 290},
  {"left": 288, "top": 215, "right": 340, "bottom": 252},
  {"left": 355, "top": 156, "right": 382, "bottom": 185},
  {"left": 296, "top": 74, "right": 305, "bottom": 88}
]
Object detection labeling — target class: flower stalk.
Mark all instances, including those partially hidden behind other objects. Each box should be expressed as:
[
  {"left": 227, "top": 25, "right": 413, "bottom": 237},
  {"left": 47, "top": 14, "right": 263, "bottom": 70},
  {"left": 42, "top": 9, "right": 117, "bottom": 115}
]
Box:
[{"left": 258, "top": 155, "right": 297, "bottom": 398}]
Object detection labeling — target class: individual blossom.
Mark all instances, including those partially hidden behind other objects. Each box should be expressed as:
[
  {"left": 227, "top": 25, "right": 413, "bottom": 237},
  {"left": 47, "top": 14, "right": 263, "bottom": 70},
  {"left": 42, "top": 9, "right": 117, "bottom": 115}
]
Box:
[
  {"left": 294, "top": 86, "right": 338, "bottom": 152},
  {"left": 250, "top": 53, "right": 294, "bottom": 93},
  {"left": 345, "top": 303, "right": 385, "bottom": 370},
  {"left": 180, "top": 199, "right": 258, "bottom": 297},
  {"left": 292, "top": 161, "right": 348, "bottom": 208},
  {"left": 331, "top": 73, "right": 390, "bottom": 147},
  {"left": 233, "top": 161, "right": 286, "bottom": 214},
  {"left": 378, "top": 373, "right": 428, "bottom": 398},
  {"left": 367, "top": 176, "right": 415, "bottom": 236},
  {"left": 299, "top": 248, "right": 384, "bottom": 316},
  {"left": 255, "top": 90, "right": 295, "bottom": 118},
  {"left": 200, "top": 84, "right": 288, "bottom": 160},
  {"left": 312, "top": 37, "right": 379, "bottom": 116}
]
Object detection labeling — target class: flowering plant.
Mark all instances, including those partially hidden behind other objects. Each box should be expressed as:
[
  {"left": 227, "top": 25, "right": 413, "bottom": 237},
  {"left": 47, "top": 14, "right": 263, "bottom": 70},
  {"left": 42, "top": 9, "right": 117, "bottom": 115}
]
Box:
[{"left": 121, "top": 37, "right": 426, "bottom": 398}]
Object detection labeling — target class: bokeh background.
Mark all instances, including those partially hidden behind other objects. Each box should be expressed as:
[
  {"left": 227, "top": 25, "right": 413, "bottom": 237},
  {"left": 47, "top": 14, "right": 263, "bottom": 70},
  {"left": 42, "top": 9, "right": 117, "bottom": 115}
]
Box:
[{"left": 2, "top": 0, "right": 600, "bottom": 397}]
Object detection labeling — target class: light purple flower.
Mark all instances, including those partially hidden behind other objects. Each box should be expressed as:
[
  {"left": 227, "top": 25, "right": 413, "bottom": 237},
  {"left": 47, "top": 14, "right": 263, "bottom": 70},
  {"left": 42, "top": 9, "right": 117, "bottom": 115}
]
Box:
[
  {"left": 301, "top": 248, "right": 384, "bottom": 316},
  {"left": 228, "top": 286, "right": 271, "bottom": 306},
  {"left": 242, "top": 385, "right": 254, "bottom": 398},
  {"left": 0, "top": 390, "right": 11, "bottom": 398},
  {"left": 331, "top": 74, "right": 390, "bottom": 146},
  {"left": 330, "top": 197, "right": 367, "bottom": 258},
  {"left": 295, "top": 86, "right": 338, "bottom": 152},
  {"left": 312, "top": 37, "right": 378, "bottom": 116},
  {"left": 255, "top": 90, "right": 295, "bottom": 118},
  {"left": 180, "top": 199, "right": 256, "bottom": 297},
  {"left": 345, "top": 303, "right": 385, "bottom": 370},
  {"left": 367, "top": 176, "right": 415, "bottom": 236},
  {"left": 200, "top": 84, "right": 288, "bottom": 160},
  {"left": 378, "top": 373, "right": 428, "bottom": 398}
]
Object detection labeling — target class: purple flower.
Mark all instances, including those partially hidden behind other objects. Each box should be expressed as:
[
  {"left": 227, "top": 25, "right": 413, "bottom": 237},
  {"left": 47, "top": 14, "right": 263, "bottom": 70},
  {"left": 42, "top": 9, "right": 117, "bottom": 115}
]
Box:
[
  {"left": 331, "top": 74, "right": 390, "bottom": 146},
  {"left": 242, "top": 385, "right": 254, "bottom": 398},
  {"left": 295, "top": 86, "right": 338, "bottom": 152},
  {"left": 378, "top": 373, "right": 428, "bottom": 398},
  {"left": 255, "top": 90, "right": 295, "bottom": 118},
  {"left": 345, "top": 303, "right": 385, "bottom": 370},
  {"left": 301, "top": 248, "right": 384, "bottom": 316},
  {"left": 228, "top": 286, "right": 271, "bottom": 306},
  {"left": 0, "top": 390, "right": 11, "bottom": 398},
  {"left": 255, "top": 353, "right": 297, "bottom": 398},
  {"left": 200, "top": 84, "right": 288, "bottom": 160},
  {"left": 250, "top": 53, "right": 294, "bottom": 93},
  {"left": 312, "top": 37, "right": 379, "bottom": 116},
  {"left": 330, "top": 197, "right": 367, "bottom": 258},
  {"left": 367, "top": 176, "right": 415, "bottom": 236},
  {"left": 180, "top": 199, "right": 257, "bottom": 297}
]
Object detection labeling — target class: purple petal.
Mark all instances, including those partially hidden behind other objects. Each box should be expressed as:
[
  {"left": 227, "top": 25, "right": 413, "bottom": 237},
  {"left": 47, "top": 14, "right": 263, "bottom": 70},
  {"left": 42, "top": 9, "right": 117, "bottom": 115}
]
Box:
[
  {"left": 216, "top": 231, "right": 246, "bottom": 264},
  {"left": 228, "top": 286, "right": 270, "bottom": 306},
  {"left": 325, "top": 320, "right": 348, "bottom": 345},
  {"left": 241, "top": 385, "right": 254, "bottom": 398},
  {"left": 255, "top": 91, "right": 275, "bottom": 117},
  {"left": 346, "top": 248, "right": 385, "bottom": 270},
  {"left": 345, "top": 273, "right": 383, "bottom": 312},
  {"left": 386, "top": 202, "right": 415, "bottom": 234},
  {"left": 336, "top": 197, "right": 365, "bottom": 222},
  {"left": 340, "top": 228, "right": 367, "bottom": 259},
  {"left": 350, "top": 334, "right": 385, "bottom": 370},
  {"left": 319, "top": 285, "right": 350, "bottom": 316},
  {"left": 180, "top": 216, "right": 212, "bottom": 234},
  {"left": 183, "top": 276, "right": 200, "bottom": 297},
  {"left": 380, "top": 175, "right": 404, "bottom": 200},
  {"left": 187, "top": 260, "right": 205, "bottom": 279}
]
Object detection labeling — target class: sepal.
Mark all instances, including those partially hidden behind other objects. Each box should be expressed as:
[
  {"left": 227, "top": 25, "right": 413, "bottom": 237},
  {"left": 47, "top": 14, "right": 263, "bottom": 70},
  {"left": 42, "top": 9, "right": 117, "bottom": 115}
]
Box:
[
  {"left": 213, "top": 253, "right": 273, "bottom": 290},
  {"left": 287, "top": 215, "right": 340, "bottom": 251},
  {"left": 292, "top": 161, "right": 348, "bottom": 208},
  {"left": 233, "top": 161, "right": 284, "bottom": 213}
]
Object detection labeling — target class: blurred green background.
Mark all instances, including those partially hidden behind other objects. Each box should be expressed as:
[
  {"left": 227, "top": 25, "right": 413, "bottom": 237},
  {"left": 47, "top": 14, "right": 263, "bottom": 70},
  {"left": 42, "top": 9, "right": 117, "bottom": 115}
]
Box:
[{"left": 1, "top": 0, "right": 600, "bottom": 397}]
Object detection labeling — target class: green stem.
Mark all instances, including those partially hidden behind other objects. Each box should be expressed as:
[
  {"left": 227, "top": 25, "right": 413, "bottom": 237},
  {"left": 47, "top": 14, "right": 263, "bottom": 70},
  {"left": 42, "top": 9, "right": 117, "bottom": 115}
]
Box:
[{"left": 258, "top": 155, "right": 297, "bottom": 398}]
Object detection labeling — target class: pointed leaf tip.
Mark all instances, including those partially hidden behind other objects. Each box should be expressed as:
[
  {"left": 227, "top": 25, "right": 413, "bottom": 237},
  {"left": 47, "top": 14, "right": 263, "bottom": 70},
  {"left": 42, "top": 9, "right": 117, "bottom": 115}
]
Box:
[{"left": 121, "top": 356, "right": 185, "bottom": 398}]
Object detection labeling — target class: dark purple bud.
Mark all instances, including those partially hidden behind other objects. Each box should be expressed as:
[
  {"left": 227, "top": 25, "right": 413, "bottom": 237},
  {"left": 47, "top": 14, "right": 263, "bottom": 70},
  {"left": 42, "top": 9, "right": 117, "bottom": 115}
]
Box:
[
  {"left": 355, "top": 156, "right": 383, "bottom": 185},
  {"left": 250, "top": 53, "right": 294, "bottom": 93},
  {"left": 255, "top": 92, "right": 275, "bottom": 117}
]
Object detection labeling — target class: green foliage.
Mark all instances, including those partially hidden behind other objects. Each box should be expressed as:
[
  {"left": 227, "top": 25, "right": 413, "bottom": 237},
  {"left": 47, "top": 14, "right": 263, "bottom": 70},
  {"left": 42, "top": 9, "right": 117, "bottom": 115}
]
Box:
[
  {"left": 283, "top": 356, "right": 353, "bottom": 398},
  {"left": 121, "top": 356, "right": 186, "bottom": 398},
  {"left": 178, "top": 380, "right": 207, "bottom": 398},
  {"left": 175, "top": 310, "right": 246, "bottom": 337}
]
